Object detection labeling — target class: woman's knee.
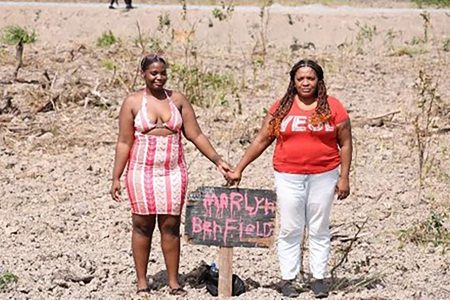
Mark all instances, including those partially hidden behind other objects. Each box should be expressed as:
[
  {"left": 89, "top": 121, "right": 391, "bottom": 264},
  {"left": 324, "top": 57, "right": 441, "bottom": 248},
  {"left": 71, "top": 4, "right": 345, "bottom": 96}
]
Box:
[
  {"left": 278, "top": 225, "right": 303, "bottom": 240},
  {"left": 159, "top": 216, "right": 181, "bottom": 237},
  {"left": 132, "top": 215, "right": 156, "bottom": 237},
  {"left": 161, "top": 223, "right": 181, "bottom": 237}
]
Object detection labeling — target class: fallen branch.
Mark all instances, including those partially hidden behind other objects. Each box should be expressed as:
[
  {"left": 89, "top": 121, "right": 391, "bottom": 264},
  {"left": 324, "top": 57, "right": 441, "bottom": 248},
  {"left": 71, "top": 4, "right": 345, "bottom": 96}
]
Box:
[
  {"left": 352, "top": 110, "right": 402, "bottom": 127},
  {"left": 434, "top": 127, "right": 450, "bottom": 135},
  {"left": 339, "top": 232, "right": 370, "bottom": 242},
  {"left": 117, "top": 74, "right": 130, "bottom": 94},
  {"left": 368, "top": 109, "right": 401, "bottom": 120},
  {"left": 330, "top": 218, "right": 369, "bottom": 276},
  {"left": 87, "top": 80, "right": 110, "bottom": 108},
  {"left": 0, "top": 78, "right": 40, "bottom": 85},
  {"left": 38, "top": 94, "right": 60, "bottom": 113},
  {"left": 50, "top": 72, "right": 58, "bottom": 90}
]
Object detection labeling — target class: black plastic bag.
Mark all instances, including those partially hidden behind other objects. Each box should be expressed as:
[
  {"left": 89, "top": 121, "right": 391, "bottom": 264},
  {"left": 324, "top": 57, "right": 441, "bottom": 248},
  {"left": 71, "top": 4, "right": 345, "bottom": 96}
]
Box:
[{"left": 205, "top": 265, "right": 246, "bottom": 297}]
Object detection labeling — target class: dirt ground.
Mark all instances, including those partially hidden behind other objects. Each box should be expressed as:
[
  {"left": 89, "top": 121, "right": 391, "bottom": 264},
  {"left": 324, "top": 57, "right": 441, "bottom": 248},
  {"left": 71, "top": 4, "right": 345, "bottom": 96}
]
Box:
[{"left": 1, "top": 1, "right": 450, "bottom": 299}]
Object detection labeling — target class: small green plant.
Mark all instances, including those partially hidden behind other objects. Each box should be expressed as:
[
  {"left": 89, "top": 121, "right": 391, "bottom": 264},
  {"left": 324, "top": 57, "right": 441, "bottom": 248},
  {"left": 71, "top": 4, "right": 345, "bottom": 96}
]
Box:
[
  {"left": 354, "top": 21, "right": 377, "bottom": 55},
  {"left": 212, "top": 8, "right": 226, "bottom": 21},
  {"left": 391, "top": 45, "right": 427, "bottom": 57},
  {"left": 443, "top": 38, "right": 450, "bottom": 52},
  {"left": 1, "top": 25, "right": 37, "bottom": 78},
  {"left": 409, "top": 36, "right": 423, "bottom": 45},
  {"left": 412, "top": 0, "right": 450, "bottom": 7},
  {"left": 147, "top": 37, "right": 173, "bottom": 54},
  {"left": 157, "top": 13, "right": 171, "bottom": 31},
  {"left": 389, "top": 34, "right": 429, "bottom": 57},
  {"left": 250, "top": 54, "right": 265, "bottom": 85},
  {"left": 180, "top": 0, "right": 187, "bottom": 20},
  {"left": 101, "top": 59, "right": 116, "bottom": 71},
  {"left": 170, "top": 62, "right": 236, "bottom": 108},
  {"left": 399, "top": 211, "right": 450, "bottom": 247},
  {"left": 96, "top": 31, "right": 117, "bottom": 47},
  {"left": 0, "top": 271, "right": 18, "bottom": 290},
  {"left": 413, "top": 70, "right": 442, "bottom": 191},
  {"left": 1, "top": 25, "right": 36, "bottom": 44},
  {"left": 211, "top": 1, "right": 234, "bottom": 21}
]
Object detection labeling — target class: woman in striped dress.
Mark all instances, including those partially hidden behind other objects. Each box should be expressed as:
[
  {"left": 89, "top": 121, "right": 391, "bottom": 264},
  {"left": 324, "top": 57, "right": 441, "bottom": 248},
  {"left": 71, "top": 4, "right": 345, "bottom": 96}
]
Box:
[{"left": 110, "top": 54, "right": 231, "bottom": 296}]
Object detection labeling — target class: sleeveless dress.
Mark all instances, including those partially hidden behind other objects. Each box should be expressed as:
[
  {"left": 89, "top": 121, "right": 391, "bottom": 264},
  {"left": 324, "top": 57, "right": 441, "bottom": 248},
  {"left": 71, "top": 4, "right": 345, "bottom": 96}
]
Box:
[{"left": 125, "top": 90, "right": 188, "bottom": 215}]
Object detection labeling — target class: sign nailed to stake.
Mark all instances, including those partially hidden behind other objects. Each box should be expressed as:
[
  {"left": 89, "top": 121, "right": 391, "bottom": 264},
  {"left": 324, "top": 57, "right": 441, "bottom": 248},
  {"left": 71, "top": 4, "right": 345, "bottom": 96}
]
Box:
[{"left": 185, "top": 186, "right": 277, "bottom": 248}]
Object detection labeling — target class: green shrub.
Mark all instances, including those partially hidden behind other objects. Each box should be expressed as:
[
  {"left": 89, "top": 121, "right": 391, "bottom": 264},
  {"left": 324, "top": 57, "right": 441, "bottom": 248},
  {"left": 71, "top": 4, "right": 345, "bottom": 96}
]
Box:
[
  {"left": 212, "top": 8, "right": 227, "bottom": 21},
  {"left": 0, "top": 271, "right": 18, "bottom": 290},
  {"left": 101, "top": 59, "right": 116, "bottom": 71},
  {"left": 412, "top": 0, "right": 450, "bottom": 7},
  {"left": 1, "top": 25, "right": 36, "bottom": 44},
  {"left": 390, "top": 45, "right": 427, "bottom": 57},
  {"left": 444, "top": 38, "right": 450, "bottom": 52},
  {"left": 399, "top": 211, "right": 450, "bottom": 247},
  {"left": 157, "top": 12, "right": 171, "bottom": 31},
  {"left": 96, "top": 31, "right": 117, "bottom": 47},
  {"left": 170, "top": 63, "right": 236, "bottom": 107}
]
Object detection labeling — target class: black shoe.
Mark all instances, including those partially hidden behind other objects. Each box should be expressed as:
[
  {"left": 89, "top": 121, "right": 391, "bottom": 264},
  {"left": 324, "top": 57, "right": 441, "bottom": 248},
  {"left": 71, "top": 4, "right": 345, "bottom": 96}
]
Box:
[
  {"left": 125, "top": 5, "right": 134, "bottom": 9},
  {"left": 280, "top": 280, "right": 300, "bottom": 298},
  {"left": 108, "top": 5, "right": 115, "bottom": 9},
  {"left": 311, "top": 279, "right": 328, "bottom": 298}
]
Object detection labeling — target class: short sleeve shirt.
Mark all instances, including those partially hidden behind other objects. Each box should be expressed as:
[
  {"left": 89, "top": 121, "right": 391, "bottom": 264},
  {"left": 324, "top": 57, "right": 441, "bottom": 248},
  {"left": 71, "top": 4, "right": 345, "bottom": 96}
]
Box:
[{"left": 269, "top": 96, "right": 349, "bottom": 174}]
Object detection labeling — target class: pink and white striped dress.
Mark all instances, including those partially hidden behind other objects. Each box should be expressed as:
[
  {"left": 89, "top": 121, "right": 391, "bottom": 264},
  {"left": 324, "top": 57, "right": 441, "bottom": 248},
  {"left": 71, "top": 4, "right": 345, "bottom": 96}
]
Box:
[{"left": 125, "top": 90, "right": 187, "bottom": 215}]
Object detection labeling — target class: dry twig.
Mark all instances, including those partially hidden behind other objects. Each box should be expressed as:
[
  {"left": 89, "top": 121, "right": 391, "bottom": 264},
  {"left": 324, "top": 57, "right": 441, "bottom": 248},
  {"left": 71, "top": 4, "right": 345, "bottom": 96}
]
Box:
[{"left": 330, "top": 218, "right": 369, "bottom": 276}]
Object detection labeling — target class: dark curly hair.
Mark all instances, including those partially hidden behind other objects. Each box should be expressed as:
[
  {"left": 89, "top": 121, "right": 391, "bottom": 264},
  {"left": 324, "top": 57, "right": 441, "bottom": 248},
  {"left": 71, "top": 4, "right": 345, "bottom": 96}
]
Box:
[
  {"left": 140, "top": 53, "right": 167, "bottom": 72},
  {"left": 269, "top": 59, "right": 331, "bottom": 138}
]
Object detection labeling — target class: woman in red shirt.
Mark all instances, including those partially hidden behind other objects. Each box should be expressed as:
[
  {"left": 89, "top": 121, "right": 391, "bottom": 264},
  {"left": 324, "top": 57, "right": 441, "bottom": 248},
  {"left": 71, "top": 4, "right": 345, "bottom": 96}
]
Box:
[{"left": 227, "top": 59, "right": 352, "bottom": 298}]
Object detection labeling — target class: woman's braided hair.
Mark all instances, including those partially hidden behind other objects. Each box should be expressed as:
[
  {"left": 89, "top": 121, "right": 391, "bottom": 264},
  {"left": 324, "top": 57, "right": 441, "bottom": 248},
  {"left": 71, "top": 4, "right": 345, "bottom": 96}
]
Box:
[
  {"left": 268, "top": 59, "right": 331, "bottom": 138},
  {"left": 140, "top": 53, "right": 166, "bottom": 72}
]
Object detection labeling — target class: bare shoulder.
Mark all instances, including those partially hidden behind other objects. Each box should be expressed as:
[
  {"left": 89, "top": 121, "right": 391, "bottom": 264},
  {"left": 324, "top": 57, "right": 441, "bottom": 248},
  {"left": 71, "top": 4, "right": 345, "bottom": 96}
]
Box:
[
  {"left": 167, "top": 90, "right": 188, "bottom": 107},
  {"left": 123, "top": 89, "right": 144, "bottom": 112}
]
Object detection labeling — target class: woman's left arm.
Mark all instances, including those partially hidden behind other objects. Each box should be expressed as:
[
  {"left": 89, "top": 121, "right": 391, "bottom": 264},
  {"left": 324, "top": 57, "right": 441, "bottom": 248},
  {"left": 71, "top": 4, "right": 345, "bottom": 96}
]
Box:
[
  {"left": 336, "top": 119, "right": 353, "bottom": 200},
  {"left": 177, "top": 93, "right": 231, "bottom": 176}
]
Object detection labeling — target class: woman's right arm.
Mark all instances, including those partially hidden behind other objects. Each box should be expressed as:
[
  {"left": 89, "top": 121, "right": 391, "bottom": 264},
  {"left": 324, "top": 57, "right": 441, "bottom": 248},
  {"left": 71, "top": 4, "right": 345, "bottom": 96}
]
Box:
[
  {"left": 228, "top": 113, "right": 275, "bottom": 185},
  {"left": 111, "top": 96, "right": 135, "bottom": 202}
]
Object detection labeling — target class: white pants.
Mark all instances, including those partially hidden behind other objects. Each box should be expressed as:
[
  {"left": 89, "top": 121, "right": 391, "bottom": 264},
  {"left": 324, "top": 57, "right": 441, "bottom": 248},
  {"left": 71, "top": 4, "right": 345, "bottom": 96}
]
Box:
[{"left": 274, "top": 167, "right": 339, "bottom": 280}]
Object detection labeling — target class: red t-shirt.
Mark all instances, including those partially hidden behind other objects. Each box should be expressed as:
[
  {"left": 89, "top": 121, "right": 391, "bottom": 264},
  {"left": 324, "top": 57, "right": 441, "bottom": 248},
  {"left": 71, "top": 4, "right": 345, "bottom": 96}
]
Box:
[{"left": 269, "top": 96, "right": 349, "bottom": 174}]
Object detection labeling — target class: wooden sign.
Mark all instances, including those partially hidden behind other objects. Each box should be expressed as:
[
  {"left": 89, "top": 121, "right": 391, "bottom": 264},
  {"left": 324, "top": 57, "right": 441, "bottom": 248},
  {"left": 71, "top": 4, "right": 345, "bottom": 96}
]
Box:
[{"left": 184, "top": 186, "right": 277, "bottom": 248}]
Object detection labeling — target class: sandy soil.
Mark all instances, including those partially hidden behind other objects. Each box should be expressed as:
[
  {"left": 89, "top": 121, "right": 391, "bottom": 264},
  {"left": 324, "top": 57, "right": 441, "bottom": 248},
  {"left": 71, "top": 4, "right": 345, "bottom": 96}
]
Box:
[{"left": 1, "top": 2, "right": 450, "bottom": 300}]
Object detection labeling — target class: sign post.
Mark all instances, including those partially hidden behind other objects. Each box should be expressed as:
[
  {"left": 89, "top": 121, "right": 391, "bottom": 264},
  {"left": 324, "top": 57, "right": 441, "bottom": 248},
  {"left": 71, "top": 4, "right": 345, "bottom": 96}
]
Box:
[
  {"left": 185, "top": 186, "right": 277, "bottom": 297},
  {"left": 218, "top": 246, "right": 233, "bottom": 297}
]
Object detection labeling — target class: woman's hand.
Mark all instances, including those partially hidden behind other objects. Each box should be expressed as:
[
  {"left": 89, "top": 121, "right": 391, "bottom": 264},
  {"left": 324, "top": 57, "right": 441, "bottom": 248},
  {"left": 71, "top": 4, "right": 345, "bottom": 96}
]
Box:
[
  {"left": 110, "top": 179, "right": 122, "bottom": 202},
  {"left": 226, "top": 170, "right": 242, "bottom": 186},
  {"left": 335, "top": 177, "right": 350, "bottom": 200},
  {"left": 215, "top": 158, "right": 233, "bottom": 179}
]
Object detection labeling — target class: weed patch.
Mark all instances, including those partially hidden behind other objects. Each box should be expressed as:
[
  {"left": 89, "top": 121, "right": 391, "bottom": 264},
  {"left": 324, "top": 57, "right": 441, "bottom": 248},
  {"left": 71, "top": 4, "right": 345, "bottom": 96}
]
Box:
[
  {"left": 444, "top": 38, "right": 450, "bottom": 52},
  {"left": 101, "top": 59, "right": 116, "bottom": 71},
  {"left": 412, "top": 0, "right": 450, "bottom": 7},
  {"left": 170, "top": 63, "right": 236, "bottom": 108},
  {"left": 96, "top": 31, "right": 117, "bottom": 47},
  {"left": 0, "top": 271, "right": 18, "bottom": 290},
  {"left": 399, "top": 211, "right": 450, "bottom": 247},
  {"left": 1, "top": 25, "right": 36, "bottom": 45}
]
